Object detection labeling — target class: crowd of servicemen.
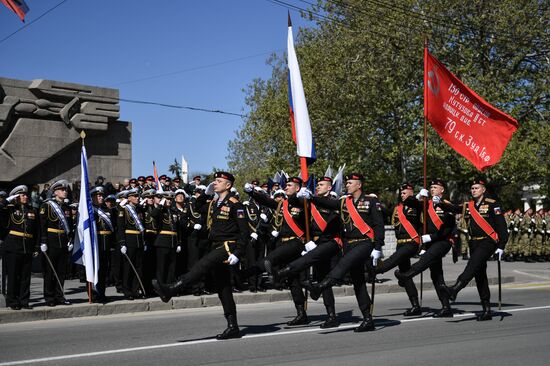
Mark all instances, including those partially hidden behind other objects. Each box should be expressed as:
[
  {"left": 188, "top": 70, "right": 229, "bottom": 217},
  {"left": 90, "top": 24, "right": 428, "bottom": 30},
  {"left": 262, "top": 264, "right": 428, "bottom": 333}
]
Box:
[{"left": 1, "top": 171, "right": 549, "bottom": 339}]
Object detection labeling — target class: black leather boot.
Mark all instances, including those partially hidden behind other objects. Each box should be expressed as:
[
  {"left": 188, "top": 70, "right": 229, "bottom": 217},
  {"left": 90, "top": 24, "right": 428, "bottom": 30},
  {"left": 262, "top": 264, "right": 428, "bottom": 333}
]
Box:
[
  {"left": 216, "top": 314, "right": 241, "bottom": 340},
  {"left": 403, "top": 297, "right": 422, "bottom": 316},
  {"left": 433, "top": 296, "right": 453, "bottom": 318},
  {"left": 287, "top": 304, "right": 309, "bottom": 326},
  {"left": 276, "top": 265, "right": 294, "bottom": 280},
  {"left": 477, "top": 301, "right": 492, "bottom": 321},
  {"left": 354, "top": 312, "right": 375, "bottom": 332},
  {"left": 310, "top": 277, "right": 335, "bottom": 301},
  {"left": 320, "top": 306, "right": 339, "bottom": 329},
  {"left": 440, "top": 280, "right": 466, "bottom": 302},
  {"left": 152, "top": 278, "right": 184, "bottom": 303}
]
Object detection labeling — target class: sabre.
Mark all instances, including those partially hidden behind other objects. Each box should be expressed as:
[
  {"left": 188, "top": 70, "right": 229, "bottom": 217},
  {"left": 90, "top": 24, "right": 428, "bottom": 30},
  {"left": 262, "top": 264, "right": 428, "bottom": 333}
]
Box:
[
  {"left": 497, "top": 257, "right": 502, "bottom": 310},
  {"left": 42, "top": 251, "right": 65, "bottom": 297},
  {"left": 370, "top": 274, "right": 376, "bottom": 315},
  {"left": 122, "top": 252, "right": 147, "bottom": 297},
  {"left": 420, "top": 272, "right": 423, "bottom": 307}
]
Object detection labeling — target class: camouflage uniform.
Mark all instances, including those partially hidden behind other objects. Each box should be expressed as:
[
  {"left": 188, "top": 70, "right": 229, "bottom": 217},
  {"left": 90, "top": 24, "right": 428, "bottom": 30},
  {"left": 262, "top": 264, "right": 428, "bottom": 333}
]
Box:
[
  {"left": 533, "top": 212, "right": 545, "bottom": 261},
  {"left": 519, "top": 213, "right": 535, "bottom": 262}
]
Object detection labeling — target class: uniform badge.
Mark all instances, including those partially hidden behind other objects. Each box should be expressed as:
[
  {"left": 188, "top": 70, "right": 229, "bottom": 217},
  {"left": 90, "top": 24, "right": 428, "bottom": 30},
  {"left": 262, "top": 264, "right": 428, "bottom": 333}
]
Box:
[
  {"left": 494, "top": 207, "right": 502, "bottom": 215},
  {"left": 237, "top": 209, "right": 245, "bottom": 218}
]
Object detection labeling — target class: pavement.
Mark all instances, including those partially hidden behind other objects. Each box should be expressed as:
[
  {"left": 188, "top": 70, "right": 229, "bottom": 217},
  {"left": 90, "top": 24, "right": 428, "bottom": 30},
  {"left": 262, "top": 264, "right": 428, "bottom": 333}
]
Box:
[
  {"left": 1, "top": 255, "right": 549, "bottom": 324},
  {"left": 1, "top": 280, "right": 550, "bottom": 365}
]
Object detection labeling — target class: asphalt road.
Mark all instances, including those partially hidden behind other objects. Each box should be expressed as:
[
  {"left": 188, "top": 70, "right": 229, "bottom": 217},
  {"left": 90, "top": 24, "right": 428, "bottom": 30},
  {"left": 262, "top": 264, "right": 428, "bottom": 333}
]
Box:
[{"left": 1, "top": 282, "right": 550, "bottom": 366}]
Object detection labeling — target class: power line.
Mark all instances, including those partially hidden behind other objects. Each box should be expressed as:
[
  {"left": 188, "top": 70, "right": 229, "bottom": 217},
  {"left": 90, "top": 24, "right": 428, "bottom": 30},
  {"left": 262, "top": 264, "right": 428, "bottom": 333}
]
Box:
[{"left": 0, "top": 0, "right": 69, "bottom": 45}]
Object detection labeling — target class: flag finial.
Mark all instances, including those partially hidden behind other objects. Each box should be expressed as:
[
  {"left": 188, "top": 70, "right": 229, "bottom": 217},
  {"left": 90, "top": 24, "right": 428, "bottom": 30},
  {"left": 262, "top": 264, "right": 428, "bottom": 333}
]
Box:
[{"left": 288, "top": 11, "right": 292, "bottom": 27}]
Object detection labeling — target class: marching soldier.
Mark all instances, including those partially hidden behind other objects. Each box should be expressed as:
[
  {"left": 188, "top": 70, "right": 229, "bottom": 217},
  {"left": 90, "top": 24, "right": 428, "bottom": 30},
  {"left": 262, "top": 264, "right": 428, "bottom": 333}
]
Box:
[
  {"left": 243, "top": 176, "right": 309, "bottom": 326},
  {"left": 394, "top": 178, "right": 455, "bottom": 318},
  {"left": 117, "top": 188, "right": 146, "bottom": 300},
  {"left": 242, "top": 192, "right": 264, "bottom": 292},
  {"left": 276, "top": 176, "right": 343, "bottom": 328},
  {"left": 186, "top": 185, "right": 210, "bottom": 296},
  {"left": 174, "top": 189, "right": 190, "bottom": 276},
  {"left": 153, "top": 172, "right": 249, "bottom": 340},
  {"left": 152, "top": 191, "right": 181, "bottom": 284},
  {"left": 367, "top": 183, "right": 422, "bottom": 316},
  {"left": 141, "top": 189, "right": 158, "bottom": 296},
  {"left": 90, "top": 186, "right": 116, "bottom": 303},
  {"left": 40, "top": 180, "right": 74, "bottom": 307},
  {"left": 306, "top": 173, "right": 385, "bottom": 332},
  {"left": 0, "top": 186, "right": 40, "bottom": 310},
  {"left": 441, "top": 178, "right": 508, "bottom": 320}
]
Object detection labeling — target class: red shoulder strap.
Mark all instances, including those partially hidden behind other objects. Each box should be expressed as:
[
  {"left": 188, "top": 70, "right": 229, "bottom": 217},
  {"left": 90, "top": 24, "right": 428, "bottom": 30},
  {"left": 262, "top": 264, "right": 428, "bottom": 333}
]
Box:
[
  {"left": 468, "top": 200, "right": 499, "bottom": 241},
  {"left": 346, "top": 196, "right": 374, "bottom": 240},
  {"left": 427, "top": 199, "right": 443, "bottom": 230},
  {"left": 310, "top": 202, "right": 327, "bottom": 232},
  {"left": 396, "top": 204, "right": 421, "bottom": 244},
  {"left": 283, "top": 200, "right": 304, "bottom": 238}
]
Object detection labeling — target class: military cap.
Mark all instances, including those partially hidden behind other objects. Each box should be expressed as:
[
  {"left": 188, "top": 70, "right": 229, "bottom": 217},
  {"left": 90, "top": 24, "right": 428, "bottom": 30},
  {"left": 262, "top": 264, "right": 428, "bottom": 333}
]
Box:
[
  {"left": 214, "top": 171, "right": 235, "bottom": 183},
  {"left": 230, "top": 187, "right": 240, "bottom": 197},
  {"left": 319, "top": 176, "right": 333, "bottom": 184},
  {"left": 471, "top": 177, "right": 487, "bottom": 186},
  {"left": 127, "top": 188, "right": 140, "bottom": 197},
  {"left": 51, "top": 179, "right": 70, "bottom": 191},
  {"left": 251, "top": 179, "right": 260, "bottom": 186},
  {"left": 273, "top": 189, "right": 287, "bottom": 198},
  {"left": 173, "top": 177, "right": 181, "bottom": 183},
  {"left": 105, "top": 194, "right": 116, "bottom": 202},
  {"left": 260, "top": 182, "right": 269, "bottom": 189},
  {"left": 115, "top": 190, "right": 128, "bottom": 199},
  {"left": 345, "top": 173, "right": 364, "bottom": 182},
  {"left": 146, "top": 176, "right": 154, "bottom": 182},
  {"left": 0, "top": 191, "right": 7, "bottom": 197},
  {"left": 430, "top": 178, "right": 446, "bottom": 188},
  {"left": 159, "top": 175, "right": 167, "bottom": 180},
  {"left": 400, "top": 182, "right": 414, "bottom": 191},
  {"left": 129, "top": 178, "right": 138, "bottom": 184},
  {"left": 70, "top": 202, "right": 79, "bottom": 209},
  {"left": 193, "top": 175, "right": 202, "bottom": 180},
  {"left": 165, "top": 177, "right": 172, "bottom": 182},
  {"left": 9, "top": 185, "right": 27, "bottom": 196},
  {"left": 141, "top": 189, "right": 156, "bottom": 198},
  {"left": 90, "top": 186, "right": 105, "bottom": 196},
  {"left": 195, "top": 185, "right": 206, "bottom": 192},
  {"left": 97, "top": 175, "right": 105, "bottom": 180},
  {"left": 157, "top": 190, "right": 174, "bottom": 199},
  {"left": 288, "top": 176, "right": 303, "bottom": 185},
  {"left": 137, "top": 176, "right": 146, "bottom": 182},
  {"left": 175, "top": 189, "right": 187, "bottom": 196}
]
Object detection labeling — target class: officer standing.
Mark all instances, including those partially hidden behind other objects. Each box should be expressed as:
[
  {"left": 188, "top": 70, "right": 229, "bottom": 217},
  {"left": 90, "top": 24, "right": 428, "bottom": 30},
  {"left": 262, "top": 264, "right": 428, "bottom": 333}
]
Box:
[
  {"left": 141, "top": 189, "right": 158, "bottom": 296},
  {"left": 0, "top": 186, "right": 40, "bottom": 310},
  {"left": 153, "top": 172, "right": 249, "bottom": 340},
  {"left": 186, "top": 185, "right": 210, "bottom": 296},
  {"left": 441, "top": 178, "right": 508, "bottom": 320},
  {"left": 306, "top": 173, "right": 385, "bottom": 332},
  {"left": 40, "top": 180, "right": 73, "bottom": 307}
]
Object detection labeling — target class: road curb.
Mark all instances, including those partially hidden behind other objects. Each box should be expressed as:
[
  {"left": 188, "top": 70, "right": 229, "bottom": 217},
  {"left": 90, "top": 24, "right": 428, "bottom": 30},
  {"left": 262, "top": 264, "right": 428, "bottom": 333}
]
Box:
[{"left": 0, "top": 276, "right": 515, "bottom": 324}]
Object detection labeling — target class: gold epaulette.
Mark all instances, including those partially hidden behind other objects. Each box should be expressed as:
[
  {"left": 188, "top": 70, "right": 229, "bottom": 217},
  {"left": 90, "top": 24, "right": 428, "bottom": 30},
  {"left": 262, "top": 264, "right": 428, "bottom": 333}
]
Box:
[
  {"left": 485, "top": 198, "right": 496, "bottom": 203},
  {"left": 443, "top": 199, "right": 452, "bottom": 204},
  {"left": 229, "top": 197, "right": 239, "bottom": 204}
]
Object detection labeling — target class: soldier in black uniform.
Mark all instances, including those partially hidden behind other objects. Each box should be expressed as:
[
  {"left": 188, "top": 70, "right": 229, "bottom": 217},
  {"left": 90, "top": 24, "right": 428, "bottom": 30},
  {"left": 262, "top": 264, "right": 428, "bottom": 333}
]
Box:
[
  {"left": 369, "top": 183, "right": 422, "bottom": 316},
  {"left": 243, "top": 191, "right": 264, "bottom": 292},
  {"left": 243, "top": 176, "right": 309, "bottom": 326},
  {"left": 141, "top": 189, "right": 158, "bottom": 297},
  {"left": 394, "top": 179, "right": 455, "bottom": 318},
  {"left": 0, "top": 186, "right": 40, "bottom": 310},
  {"left": 276, "top": 176, "right": 343, "bottom": 328},
  {"left": 90, "top": 186, "right": 116, "bottom": 303},
  {"left": 152, "top": 191, "right": 181, "bottom": 284},
  {"left": 117, "top": 188, "right": 146, "bottom": 300},
  {"left": 440, "top": 178, "right": 509, "bottom": 320},
  {"left": 40, "top": 180, "right": 73, "bottom": 307},
  {"left": 153, "top": 171, "right": 249, "bottom": 340},
  {"left": 306, "top": 173, "right": 385, "bottom": 332},
  {"left": 174, "top": 189, "right": 190, "bottom": 277},
  {"left": 186, "top": 185, "right": 210, "bottom": 296}
]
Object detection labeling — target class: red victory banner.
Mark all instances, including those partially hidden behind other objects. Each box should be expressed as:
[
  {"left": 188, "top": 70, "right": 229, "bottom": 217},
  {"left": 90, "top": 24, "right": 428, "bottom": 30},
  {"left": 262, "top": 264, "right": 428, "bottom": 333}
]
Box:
[{"left": 424, "top": 47, "right": 519, "bottom": 171}]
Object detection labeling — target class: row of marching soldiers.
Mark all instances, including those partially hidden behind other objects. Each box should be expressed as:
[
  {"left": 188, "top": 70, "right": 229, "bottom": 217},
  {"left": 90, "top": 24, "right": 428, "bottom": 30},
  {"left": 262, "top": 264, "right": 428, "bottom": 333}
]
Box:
[
  {"left": 501, "top": 207, "right": 550, "bottom": 262},
  {"left": 152, "top": 173, "right": 510, "bottom": 339}
]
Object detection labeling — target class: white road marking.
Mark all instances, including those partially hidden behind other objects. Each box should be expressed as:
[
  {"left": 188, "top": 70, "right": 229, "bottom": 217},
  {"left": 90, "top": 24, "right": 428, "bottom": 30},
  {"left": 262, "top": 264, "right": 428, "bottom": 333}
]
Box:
[
  {"left": 2, "top": 304, "right": 550, "bottom": 365},
  {"left": 513, "top": 270, "right": 550, "bottom": 280}
]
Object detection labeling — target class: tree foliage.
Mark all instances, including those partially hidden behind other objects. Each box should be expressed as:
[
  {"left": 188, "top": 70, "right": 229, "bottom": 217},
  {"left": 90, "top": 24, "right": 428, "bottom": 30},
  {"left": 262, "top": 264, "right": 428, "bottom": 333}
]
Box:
[{"left": 228, "top": 0, "right": 549, "bottom": 208}]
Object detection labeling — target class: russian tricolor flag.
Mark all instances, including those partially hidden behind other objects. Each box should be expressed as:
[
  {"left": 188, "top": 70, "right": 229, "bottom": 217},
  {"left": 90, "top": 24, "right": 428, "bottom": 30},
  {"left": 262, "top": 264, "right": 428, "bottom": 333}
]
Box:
[{"left": 287, "top": 12, "right": 316, "bottom": 180}]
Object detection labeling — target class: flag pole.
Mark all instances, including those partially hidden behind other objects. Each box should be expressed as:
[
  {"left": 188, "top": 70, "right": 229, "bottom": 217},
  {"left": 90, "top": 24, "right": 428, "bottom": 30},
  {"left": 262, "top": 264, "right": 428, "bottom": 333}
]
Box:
[
  {"left": 80, "top": 130, "right": 93, "bottom": 304},
  {"left": 421, "top": 38, "right": 430, "bottom": 307},
  {"left": 300, "top": 156, "right": 311, "bottom": 310}
]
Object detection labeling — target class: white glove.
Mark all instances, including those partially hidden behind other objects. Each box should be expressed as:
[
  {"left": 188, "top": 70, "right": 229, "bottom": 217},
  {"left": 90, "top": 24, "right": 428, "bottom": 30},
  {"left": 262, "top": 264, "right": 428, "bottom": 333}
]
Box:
[
  {"left": 205, "top": 182, "right": 215, "bottom": 196},
  {"left": 432, "top": 195, "right": 441, "bottom": 204},
  {"left": 159, "top": 198, "right": 166, "bottom": 206},
  {"left": 513, "top": 228, "right": 518, "bottom": 232},
  {"left": 120, "top": 246, "right": 127, "bottom": 254},
  {"left": 193, "top": 223, "right": 202, "bottom": 230},
  {"left": 421, "top": 234, "right": 432, "bottom": 244},
  {"left": 494, "top": 248, "right": 504, "bottom": 261},
  {"left": 144, "top": 245, "right": 148, "bottom": 252},
  {"left": 6, "top": 194, "right": 19, "bottom": 203},
  {"left": 260, "top": 213, "right": 268, "bottom": 222},
  {"left": 67, "top": 243, "right": 73, "bottom": 252},
  {"left": 227, "top": 254, "right": 239, "bottom": 265},
  {"left": 119, "top": 199, "right": 128, "bottom": 207},
  {"left": 250, "top": 232, "right": 258, "bottom": 240},
  {"left": 176, "top": 246, "right": 182, "bottom": 253},
  {"left": 528, "top": 229, "right": 532, "bottom": 233},
  {"left": 419, "top": 188, "right": 429, "bottom": 197},
  {"left": 371, "top": 249, "right": 382, "bottom": 267},
  {"left": 547, "top": 230, "right": 550, "bottom": 234},
  {"left": 40, "top": 244, "right": 48, "bottom": 252},
  {"left": 296, "top": 187, "right": 312, "bottom": 199},
  {"left": 271, "top": 230, "right": 279, "bottom": 237},
  {"left": 139, "top": 198, "right": 146, "bottom": 206},
  {"left": 305, "top": 241, "right": 317, "bottom": 252},
  {"left": 301, "top": 250, "right": 308, "bottom": 256},
  {"left": 244, "top": 183, "right": 253, "bottom": 193},
  {"left": 419, "top": 249, "right": 426, "bottom": 256}
]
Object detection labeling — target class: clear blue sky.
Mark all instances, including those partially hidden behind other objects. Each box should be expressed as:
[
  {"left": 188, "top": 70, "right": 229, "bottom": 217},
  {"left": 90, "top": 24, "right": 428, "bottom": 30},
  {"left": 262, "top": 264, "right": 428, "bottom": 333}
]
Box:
[{"left": 0, "top": 0, "right": 315, "bottom": 179}]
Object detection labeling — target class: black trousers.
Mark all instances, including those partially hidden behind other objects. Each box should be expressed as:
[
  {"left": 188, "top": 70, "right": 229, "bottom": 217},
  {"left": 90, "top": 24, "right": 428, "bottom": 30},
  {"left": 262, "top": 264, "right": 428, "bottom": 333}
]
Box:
[
  {"left": 156, "top": 246, "right": 177, "bottom": 284},
  {"left": 328, "top": 239, "right": 374, "bottom": 315},
  {"left": 457, "top": 239, "right": 497, "bottom": 302},
  {"left": 186, "top": 231, "right": 210, "bottom": 291},
  {"left": 177, "top": 246, "right": 237, "bottom": 317},
  {"left": 4, "top": 250, "right": 32, "bottom": 307},
  {"left": 402, "top": 240, "right": 451, "bottom": 304},
  {"left": 377, "top": 242, "right": 419, "bottom": 300},
  {"left": 287, "top": 238, "right": 341, "bottom": 308},
  {"left": 142, "top": 233, "right": 157, "bottom": 295},
  {"left": 245, "top": 238, "right": 267, "bottom": 287},
  {"left": 96, "top": 248, "right": 109, "bottom": 297},
  {"left": 122, "top": 247, "right": 143, "bottom": 297},
  {"left": 42, "top": 246, "right": 68, "bottom": 303}
]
